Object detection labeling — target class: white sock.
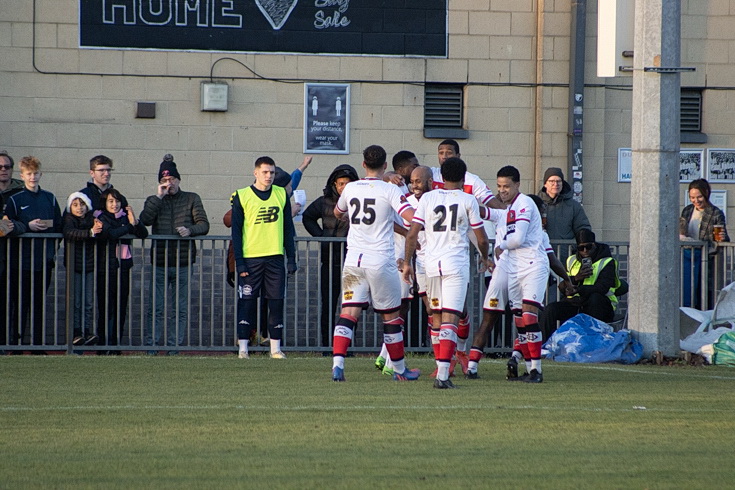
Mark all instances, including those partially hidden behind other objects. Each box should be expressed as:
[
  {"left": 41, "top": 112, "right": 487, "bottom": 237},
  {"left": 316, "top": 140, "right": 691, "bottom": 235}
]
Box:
[
  {"left": 456, "top": 338, "right": 467, "bottom": 352},
  {"left": 238, "top": 339, "right": 249, "bottom": 354},
  {"left": 392, "top": 359, "right": 406, "bottom": 374},
  {"left": 379, "top": 343, "right": 389, "bottom": 359},
  {"left": 531, "top": 359, "right": 542, "bottom": 373},
  {"left": 333, "top": 356, "right": 345, "bottom": 370},
  {"left": 512, "top": 350, "right": 523, "bottom": 362},
  {"left": 437, "top": 361, "right": 451, "bottom": 381},
  {"left": 468, "top": 360, "right": 479, "bottom": 373},
  {"left": 270, "top": 338, "right": 281, "bottom": 354},
  {"left": 525, "top": 360, "right": 532, "bottom": 373}
]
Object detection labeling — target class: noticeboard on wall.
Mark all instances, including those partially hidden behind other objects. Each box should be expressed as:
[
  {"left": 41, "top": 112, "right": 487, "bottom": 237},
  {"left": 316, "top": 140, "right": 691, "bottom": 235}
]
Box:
[
  {"left": 79, "top": 1, "right": 448, "bottom": 57},
  {"left": 304, "top": 83, "right": 349, "bottom": 154}
]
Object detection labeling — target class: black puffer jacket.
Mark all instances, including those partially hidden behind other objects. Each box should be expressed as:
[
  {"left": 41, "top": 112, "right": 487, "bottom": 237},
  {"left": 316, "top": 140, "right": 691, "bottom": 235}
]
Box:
[
  {"left": 140, "top": 190, "right": 209, "bottom": 267},
  {"left": 97, "top": 209, "right": 149, "bottom": 270},
  {"left": 63, "top": 213, "right": 96, "bottom": 274}
]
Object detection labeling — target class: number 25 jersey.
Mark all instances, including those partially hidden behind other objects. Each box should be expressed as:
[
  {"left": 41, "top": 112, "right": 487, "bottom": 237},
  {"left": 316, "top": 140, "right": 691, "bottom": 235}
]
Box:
[{"left": 336, "top": 177, "right": 413, "bottom": 269}]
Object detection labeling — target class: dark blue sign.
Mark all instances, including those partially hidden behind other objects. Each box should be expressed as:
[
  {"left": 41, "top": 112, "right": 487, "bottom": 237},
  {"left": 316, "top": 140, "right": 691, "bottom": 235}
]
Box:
[{"left": 80, "top": 1, "right": 447, "bottom": 57}]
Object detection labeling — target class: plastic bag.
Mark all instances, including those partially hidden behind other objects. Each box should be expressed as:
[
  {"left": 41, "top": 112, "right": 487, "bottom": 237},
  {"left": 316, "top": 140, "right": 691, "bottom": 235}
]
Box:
[
  {"left": 712, "top": 331, "right": 735, "bottom": 366},
  {"left": 680, "top": 282, "right": 735, "bottom": 362},
  {"left": 543, "top": 313, "right": 643, "bottom": 364}
]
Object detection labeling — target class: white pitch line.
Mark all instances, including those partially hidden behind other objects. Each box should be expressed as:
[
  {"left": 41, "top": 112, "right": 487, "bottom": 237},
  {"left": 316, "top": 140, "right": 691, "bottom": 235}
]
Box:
[{"left": 2, "top": 404, "right": 734, "bottom": 414}]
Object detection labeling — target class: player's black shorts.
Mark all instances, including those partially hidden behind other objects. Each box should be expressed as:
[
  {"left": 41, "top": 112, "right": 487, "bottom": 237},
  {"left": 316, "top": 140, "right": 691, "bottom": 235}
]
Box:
[{"left": 239, "top": 255, "right": 285, "bottom": 300}]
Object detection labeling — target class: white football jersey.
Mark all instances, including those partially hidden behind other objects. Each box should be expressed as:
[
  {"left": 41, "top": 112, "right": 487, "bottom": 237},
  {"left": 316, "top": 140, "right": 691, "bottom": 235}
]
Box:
[
  {"left": 496, "top": 193, "right": 548, "bottom": 268},
  {"left": 487, "top": 207, "right": 511, "bottom": 273},
  {"left": 412, "top": 188, "right": 483, "bottom": 277},
  {"left": 407, "top": 194, "right": 427, "bottom": 272},
  {"left": 336, "top": 177, "right": 413, "bottom": 269},
  {"left": 431, "top": 167, "right": 494, "bottom": 206},
  {"left": 392, "top": 183, "right": 412, "bottom": 261}
]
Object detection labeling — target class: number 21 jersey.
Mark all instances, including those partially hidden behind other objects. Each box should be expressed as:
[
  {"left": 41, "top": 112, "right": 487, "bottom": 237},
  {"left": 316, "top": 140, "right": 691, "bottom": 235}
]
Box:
[{"left": 412, "top": 189, "right": 483, "bottom": 277}]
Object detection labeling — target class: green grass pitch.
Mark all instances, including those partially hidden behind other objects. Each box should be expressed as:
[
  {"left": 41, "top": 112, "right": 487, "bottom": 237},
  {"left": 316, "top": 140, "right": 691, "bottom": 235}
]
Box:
[{"left": 2, "top": 355, "right": 734, "bottom": 488}]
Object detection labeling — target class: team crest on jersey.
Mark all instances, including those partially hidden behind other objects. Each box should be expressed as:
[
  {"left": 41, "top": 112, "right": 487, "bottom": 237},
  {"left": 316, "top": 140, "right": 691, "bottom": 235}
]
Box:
[
  {"left": 399, "top": 195, "right": 407, "bottom": 203},
  {"left": 506, "top": 210, "right": 516, "bottom": 225},
  {"left": 431, "top": 297, "right": 439, "bottom": 308},
  {"left": 489, "top": 298, "right": 499, "bottom": 308},
  {"left": 343, "top": 290, "right": 354, "bottom": 301}
]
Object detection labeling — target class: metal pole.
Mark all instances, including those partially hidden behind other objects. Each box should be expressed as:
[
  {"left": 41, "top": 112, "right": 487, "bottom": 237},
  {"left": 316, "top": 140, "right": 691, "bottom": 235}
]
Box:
[{"left": 568, "top": 0, "right": 586, "bottom": 202}]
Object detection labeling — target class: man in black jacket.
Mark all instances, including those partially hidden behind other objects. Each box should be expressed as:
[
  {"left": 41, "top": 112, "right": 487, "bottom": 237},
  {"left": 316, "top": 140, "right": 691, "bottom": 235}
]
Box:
[
  {"left": 302, "top": 164, "right": 358, "bottom": 348},
  {"left": 140, "top": 154, "right": 209, "bottom": 353},
  {"left": 540, "top": 229, "right": 622, "bottom": 339}
]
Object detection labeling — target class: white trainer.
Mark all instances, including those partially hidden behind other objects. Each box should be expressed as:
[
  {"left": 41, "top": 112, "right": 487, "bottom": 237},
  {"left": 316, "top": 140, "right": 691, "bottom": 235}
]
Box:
[
  {"left": 238, "top": 351, "right": 249, "bottom": 359},
  {"left": 270, "top": 351, "right": 286, "bottom": 359}
]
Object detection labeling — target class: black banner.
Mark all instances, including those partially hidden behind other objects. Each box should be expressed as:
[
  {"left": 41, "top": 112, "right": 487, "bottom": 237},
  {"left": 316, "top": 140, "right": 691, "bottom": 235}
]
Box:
[{"left": 79, "top": 1, "right": 447, "bottom": 57}]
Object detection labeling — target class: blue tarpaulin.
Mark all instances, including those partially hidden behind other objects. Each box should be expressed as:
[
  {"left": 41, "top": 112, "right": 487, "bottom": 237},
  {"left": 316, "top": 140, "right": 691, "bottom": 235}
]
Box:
[{"left": 543, "top": 313, "right": 643, "bottom": 364}]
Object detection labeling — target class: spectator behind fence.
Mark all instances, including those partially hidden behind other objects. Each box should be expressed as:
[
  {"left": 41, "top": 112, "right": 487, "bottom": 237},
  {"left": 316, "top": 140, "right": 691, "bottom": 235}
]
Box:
[
  {"left": 0, "top": 151, "right": 25, "bottom": 348},
  {"left": 538, "top": 167, "right": 591, "bottom": 244},
  {"left": 5, "top": 156, "right": 62, "bottom": 349},
  {"left": 302, "top": 164, "right": 359, "bottom": 347},
  {"left": 140, "top": 154, "right": 209, "bottom": 354},
  {"left": 80, "top": 155, "right": 127, "bottom": 213},
  {"left": 63, "top": 192, "right": 101, "bottom": 347},
  {"left": 539, "top": 229, "right": 624, "bottom": 340},
  {"left": 680, "top": 178, "right": 730, "bottom": 309},
  {"left": 97, "top": 188, "right": 148, "bottom": 351}
]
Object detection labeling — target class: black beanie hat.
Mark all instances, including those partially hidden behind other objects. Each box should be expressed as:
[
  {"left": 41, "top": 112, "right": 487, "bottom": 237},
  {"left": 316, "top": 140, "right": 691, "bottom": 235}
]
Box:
[
  {"left": 575, "top": 228, "right": 596, "bottom": 245},
  {"left": 158, "top": 154, "right": 181, "bottom": 182},
  {"left": 543, "top": 167, "right": 564, "bottom": 184}
]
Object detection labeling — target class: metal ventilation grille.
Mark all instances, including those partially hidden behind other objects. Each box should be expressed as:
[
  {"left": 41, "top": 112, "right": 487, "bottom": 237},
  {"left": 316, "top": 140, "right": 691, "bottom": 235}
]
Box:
[
  {"left": 424, "top": 84, "right": 464, "bottom": 128},
  {"left": 680, "top": 90, "right": 702, "bottom": 132}
]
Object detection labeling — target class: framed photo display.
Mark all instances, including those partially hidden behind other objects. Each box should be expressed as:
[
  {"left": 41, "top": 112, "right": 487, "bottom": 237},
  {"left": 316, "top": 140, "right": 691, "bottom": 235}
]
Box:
[
  {"left": 707, "top": 149, "right": 735, "bottom": 183},
  {"left": 679, "top": 150, "right": 704, "bottom": 182},
  {"left": 618, "top": 148, "right": 704, "bottom": 183}
]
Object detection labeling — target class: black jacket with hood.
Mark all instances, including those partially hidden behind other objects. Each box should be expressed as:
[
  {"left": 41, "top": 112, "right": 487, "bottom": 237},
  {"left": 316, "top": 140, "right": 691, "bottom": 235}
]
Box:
[{"left": 302, "top": 164, "right": 359, "bottom": 261}]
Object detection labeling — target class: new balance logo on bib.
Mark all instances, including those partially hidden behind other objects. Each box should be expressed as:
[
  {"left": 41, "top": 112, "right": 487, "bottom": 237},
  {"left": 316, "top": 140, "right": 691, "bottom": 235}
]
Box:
[{"left": 255, "top": 206, "right": 280, "bottom": 224}]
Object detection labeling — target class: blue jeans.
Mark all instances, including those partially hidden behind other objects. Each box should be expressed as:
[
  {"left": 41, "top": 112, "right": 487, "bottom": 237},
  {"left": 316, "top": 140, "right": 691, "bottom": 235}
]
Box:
[
  {"left": 144, "top": 266, "right": 189, "bottom": 347},
  {"left": 682, "top": 248, "right": 702, "bottom": 309},
  {"left": 73, "top": 271, "right": 95, "bottom": 338}
]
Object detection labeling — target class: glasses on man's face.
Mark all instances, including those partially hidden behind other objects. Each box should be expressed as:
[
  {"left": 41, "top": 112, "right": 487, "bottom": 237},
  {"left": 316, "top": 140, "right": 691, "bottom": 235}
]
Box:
[
  {"left": 546, "top": 179, "right": 562, "bottom": 185},
  {"left": 0, "top": 165, "right": 12, "bottom": 170},
  {"left": 95, "top": 168, "right": 113, "bottom": 173},
  {"left": 577, "top": 243, "right": 594, "bottom": 252}
]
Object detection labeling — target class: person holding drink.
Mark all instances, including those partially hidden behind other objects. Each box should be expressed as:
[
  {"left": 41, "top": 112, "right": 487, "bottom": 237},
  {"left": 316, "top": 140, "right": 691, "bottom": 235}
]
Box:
[{"left": 680, "top": 178, "right": 729, "bottom": 308}]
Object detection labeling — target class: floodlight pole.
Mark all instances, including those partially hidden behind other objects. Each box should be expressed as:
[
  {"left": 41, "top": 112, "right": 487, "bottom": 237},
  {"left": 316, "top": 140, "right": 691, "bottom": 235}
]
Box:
[{"left": 628, "top": 0, "right": 681, "bottom": 356}]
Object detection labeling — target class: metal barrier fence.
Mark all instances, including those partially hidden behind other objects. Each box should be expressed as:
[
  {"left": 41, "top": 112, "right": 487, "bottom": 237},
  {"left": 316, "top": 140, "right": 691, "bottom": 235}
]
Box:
[{"left": 0, "top": 234, "right": 727, "bottom": 355}]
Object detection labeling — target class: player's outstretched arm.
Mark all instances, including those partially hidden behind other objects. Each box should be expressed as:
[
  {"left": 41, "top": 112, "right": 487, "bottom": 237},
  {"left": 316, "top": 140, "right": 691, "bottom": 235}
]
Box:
[{"left": 473, "top": 227, "right": 491, "bottom": 273}]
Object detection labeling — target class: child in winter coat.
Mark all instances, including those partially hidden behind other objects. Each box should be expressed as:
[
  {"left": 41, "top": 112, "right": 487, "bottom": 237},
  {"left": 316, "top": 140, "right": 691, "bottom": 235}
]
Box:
[
  {"left": 96, "top": 188, "right": 148, "bottom": 348},
  {"left": 63, "top": 192, "right": 102, "bottom": 346}
]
